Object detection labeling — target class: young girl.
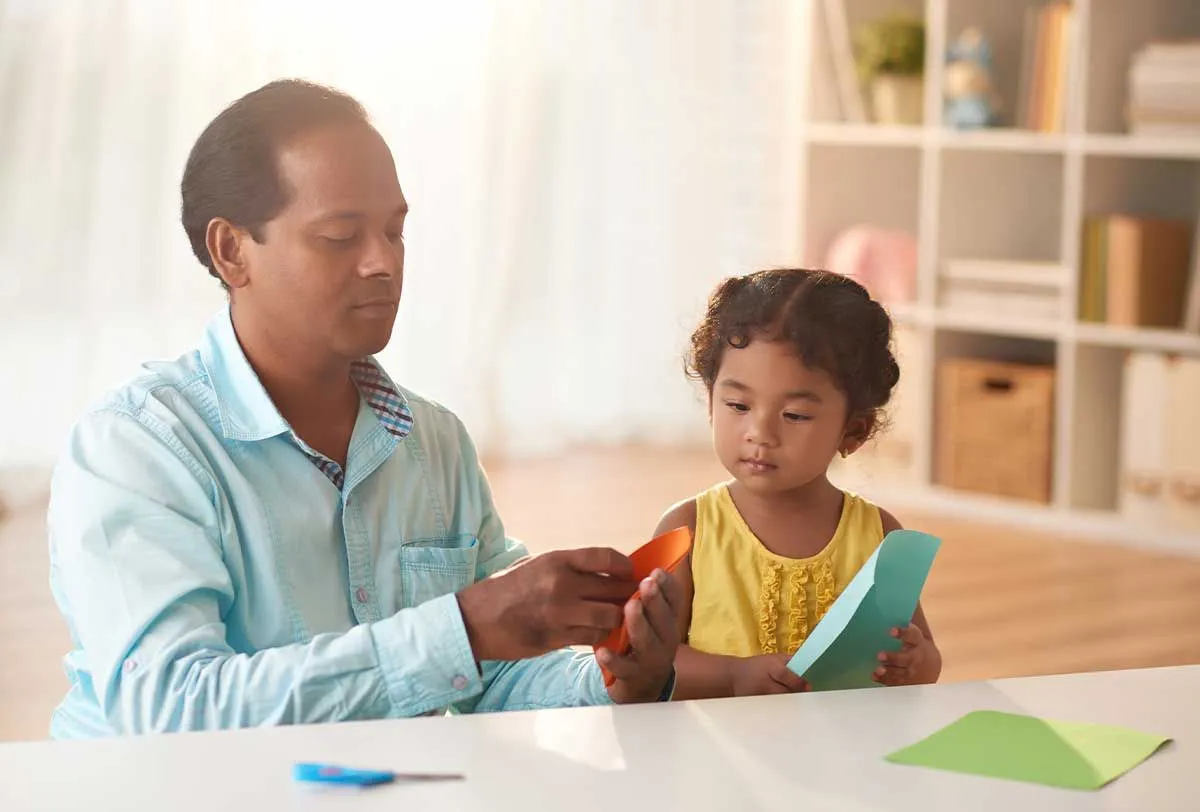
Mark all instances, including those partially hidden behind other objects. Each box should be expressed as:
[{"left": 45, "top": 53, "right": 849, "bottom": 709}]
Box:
[{"left": 657, "top": 268, "right": 941, "bottom": 700}]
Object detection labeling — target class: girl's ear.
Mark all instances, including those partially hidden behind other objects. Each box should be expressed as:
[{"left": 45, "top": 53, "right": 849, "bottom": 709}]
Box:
[{"left": 839, "top": 413, "right": 875, "bottom": 457}]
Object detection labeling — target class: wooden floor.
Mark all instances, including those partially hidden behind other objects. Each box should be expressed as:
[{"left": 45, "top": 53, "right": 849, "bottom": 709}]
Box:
[{"left": 3, "top": 446, "right": 1199, "bottom": 741}]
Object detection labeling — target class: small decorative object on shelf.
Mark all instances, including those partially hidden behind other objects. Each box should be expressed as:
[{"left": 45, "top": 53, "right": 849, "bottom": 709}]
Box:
[
  {"left": 943, "top": 27, "right": 1000, "bottom": 129},
  {"left": 853, "top": 14, "right": 925, "bottom": 126},
  {"left": 825, "top": 225, "right": 918, "bottom": 305}
]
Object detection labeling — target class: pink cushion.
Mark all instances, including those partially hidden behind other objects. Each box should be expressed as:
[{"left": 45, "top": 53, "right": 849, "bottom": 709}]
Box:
[{"left": 825, "top": 227, "right": 918, "bottom": 304}]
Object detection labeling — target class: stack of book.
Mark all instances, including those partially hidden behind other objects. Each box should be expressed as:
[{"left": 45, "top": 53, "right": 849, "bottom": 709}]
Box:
[
  {"left": 1120, "top": 353, "right": 1200, "bottom": 532},
  {"left": 1127, "top": 41, "right": 1200, "bottom": 137},
  {"left": 939, "top": 259, "right": 1068, "bottom": 322},
  {"left": 1015, "top": 0, "right": 1075, "bottom": 132},
  {"left": 1078, "top": 215, "right": 1196, "bottom": 329}
]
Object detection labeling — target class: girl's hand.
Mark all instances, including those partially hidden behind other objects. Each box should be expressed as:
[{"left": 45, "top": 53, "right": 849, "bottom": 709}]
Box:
[
  {"left": 599, "top": 569, "right": 686, "bottom": 704},
  {"left": 731, "top": 653, "right": 810, "bottom": 696},
  {"left": 873, "top": 624, "right": 941, "bottom": 686}
]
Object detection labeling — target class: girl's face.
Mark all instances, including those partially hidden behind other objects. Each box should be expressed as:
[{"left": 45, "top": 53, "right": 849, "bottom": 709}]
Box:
[{"left": 710, "top": 338, "right": 861, "bottom": 496}]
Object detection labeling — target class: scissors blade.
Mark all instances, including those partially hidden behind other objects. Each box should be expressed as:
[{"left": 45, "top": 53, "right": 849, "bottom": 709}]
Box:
[{"left": 391, "top": 772, "right": 465, "bottom": 782}]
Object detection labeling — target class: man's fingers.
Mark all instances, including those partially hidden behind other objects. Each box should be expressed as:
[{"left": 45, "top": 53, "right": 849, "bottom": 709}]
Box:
[
  {"left": 564, "top": 570, "right": 640, "bottom": 605},
  {"left": 560, "top": 600, "right": 625, "bottom": 633},
  {"left": 564, "top": 626, "right": 612, "bottom": 647},
  {"left": 561, "top": 547, "right": 635, "bottom": 580}
]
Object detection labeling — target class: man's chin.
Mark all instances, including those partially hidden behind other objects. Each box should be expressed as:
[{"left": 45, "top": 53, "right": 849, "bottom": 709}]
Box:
[{"left": 342, "top": 320, "right": 397, "bottom": 359}]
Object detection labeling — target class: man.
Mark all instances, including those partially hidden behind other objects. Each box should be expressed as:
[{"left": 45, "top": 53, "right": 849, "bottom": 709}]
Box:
[{"left": 46, "top": 79, "right": 682, "bottom": 738}]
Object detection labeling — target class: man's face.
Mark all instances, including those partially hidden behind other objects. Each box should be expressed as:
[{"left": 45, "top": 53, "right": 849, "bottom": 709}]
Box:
[{"left": 238, "top": 121, "right": 407, "bottom": 360}]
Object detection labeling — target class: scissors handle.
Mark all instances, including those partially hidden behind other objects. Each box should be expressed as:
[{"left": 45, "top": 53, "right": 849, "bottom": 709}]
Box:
[{"left": 293, "top": 763, "right": 463, "bottom": 786}]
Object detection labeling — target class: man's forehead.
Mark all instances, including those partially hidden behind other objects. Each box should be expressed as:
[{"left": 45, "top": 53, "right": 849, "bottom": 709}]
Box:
[{"left": 275, "top": 124, "right": 405, "bottom": 214}]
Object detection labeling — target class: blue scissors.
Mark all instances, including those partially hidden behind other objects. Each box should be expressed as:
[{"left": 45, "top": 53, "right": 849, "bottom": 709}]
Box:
[{"left": 293, "top": 763, "right": 464, "bottom": 787}]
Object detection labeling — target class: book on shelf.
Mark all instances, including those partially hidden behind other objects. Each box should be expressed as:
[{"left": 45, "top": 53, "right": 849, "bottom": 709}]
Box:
[
  {"left": 940, "top": 259, "right": 1066, "bottom": 321},
  {"left": 1119, "top": 352, "right": 1168, "bottom": 524},
  {"left": 1127, "top": 40, "right": 1200, "bottom": 137},
  {"left": 1120, "top": 353, "right": 1200, "bottom": 532},
  {"left": 1015, "top": 1, "right": 1074, "bottom": 132},
  {"left": 822, "top": 0, "right": 865, "bottom": 123},
  {"left": 1078, "top": 215, "right": 1195, "bottom": 329},
  {"left": 1183, "top": 212, "right": 1200, "bottom": 333},
  {"left": 1164, "top": 357, "right": 1200, "bottom": 532}
]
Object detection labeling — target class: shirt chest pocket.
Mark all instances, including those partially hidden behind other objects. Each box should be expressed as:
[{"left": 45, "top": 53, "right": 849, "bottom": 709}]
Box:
[{"left": 400, "top": 534, "right": 479, "bottom": 608}]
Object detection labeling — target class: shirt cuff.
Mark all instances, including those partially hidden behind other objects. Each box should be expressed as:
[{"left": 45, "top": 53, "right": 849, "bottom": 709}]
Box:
[{"left": 369, "top": 592, "right": 483, "bottom": 716}]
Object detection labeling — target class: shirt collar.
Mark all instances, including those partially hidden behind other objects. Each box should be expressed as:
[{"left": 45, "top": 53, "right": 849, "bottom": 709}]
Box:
[{"left": 198, "top": 305, "right": 413, "bottom": 443}]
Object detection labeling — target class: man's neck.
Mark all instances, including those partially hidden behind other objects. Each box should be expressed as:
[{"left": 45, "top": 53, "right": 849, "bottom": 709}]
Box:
[{"left": 229, "top": 304, "right": 358, "bottom": 428}]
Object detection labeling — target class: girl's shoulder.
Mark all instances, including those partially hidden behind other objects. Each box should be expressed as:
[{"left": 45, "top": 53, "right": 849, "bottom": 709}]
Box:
[
  {"left": 836, "top": 491, "right": 903, "bottom": 564},
  {"left": 652, "top": 482, "right": 733, "bottom": 538}
]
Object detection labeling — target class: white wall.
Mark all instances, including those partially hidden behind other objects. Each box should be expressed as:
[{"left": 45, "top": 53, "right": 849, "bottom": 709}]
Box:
[{"left": 0, "top": 1, "right": 809, "bottom": 472}]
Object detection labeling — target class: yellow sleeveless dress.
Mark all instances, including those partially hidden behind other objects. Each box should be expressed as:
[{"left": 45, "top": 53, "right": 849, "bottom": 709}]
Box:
[{"left": 687, "top": 483, "right": 885, "bottom": 657}]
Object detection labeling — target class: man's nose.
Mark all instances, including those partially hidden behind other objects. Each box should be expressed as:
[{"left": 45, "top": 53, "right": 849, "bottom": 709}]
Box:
[{"left": 358, "top": 231, "right": 402, "bottom": 278}]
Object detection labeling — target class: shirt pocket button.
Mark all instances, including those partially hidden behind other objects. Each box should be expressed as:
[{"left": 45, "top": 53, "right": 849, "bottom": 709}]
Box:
[
  {"left": 355, "top": 587, "right": 369, "bottom": 604},
  {"left": 452, "top": 675, "right": 468, "bottom": 691}
]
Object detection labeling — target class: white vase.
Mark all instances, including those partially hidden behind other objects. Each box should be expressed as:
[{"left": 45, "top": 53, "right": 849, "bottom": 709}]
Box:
[{"left": 870, "top": 75, "right": 924, "bottom": 125}]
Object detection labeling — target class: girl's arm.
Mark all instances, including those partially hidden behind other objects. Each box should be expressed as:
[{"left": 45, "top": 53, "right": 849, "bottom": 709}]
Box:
[{"left": 654, "top": 500, "right": 805, "bottom": 700}]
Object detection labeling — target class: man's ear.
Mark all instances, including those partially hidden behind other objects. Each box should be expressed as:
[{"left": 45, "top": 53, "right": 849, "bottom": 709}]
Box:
[
  {"left": 838, "top": 413, "right": 875, "bottom": 458},
  {"left": 206, "top": 217, "right": 252, "bottom": 290}
]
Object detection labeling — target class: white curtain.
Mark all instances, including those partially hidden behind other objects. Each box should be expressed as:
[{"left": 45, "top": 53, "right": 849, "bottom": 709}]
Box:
[{"left": 0, "top": 0, "right": 807, "bottom": 467}]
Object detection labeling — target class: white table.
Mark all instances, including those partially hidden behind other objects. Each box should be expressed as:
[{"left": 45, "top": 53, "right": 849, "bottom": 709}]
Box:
[{"left": 2, "top": 666, "right": 1196, "bottom": 811}]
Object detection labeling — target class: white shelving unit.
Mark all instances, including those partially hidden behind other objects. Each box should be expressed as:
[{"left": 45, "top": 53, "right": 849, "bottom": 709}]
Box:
[{"left": 798, "top": 0, "right": 1200, "bottom": 554}]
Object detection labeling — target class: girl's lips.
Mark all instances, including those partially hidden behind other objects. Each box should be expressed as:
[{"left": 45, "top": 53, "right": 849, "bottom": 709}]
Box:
[{"left": 740, "top": 458, "right": 777, "bottom": 474}]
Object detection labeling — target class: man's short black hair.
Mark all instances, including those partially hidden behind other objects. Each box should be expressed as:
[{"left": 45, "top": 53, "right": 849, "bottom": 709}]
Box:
[{"left": 180, "top": 79, "right": 369, "bottom": 285}]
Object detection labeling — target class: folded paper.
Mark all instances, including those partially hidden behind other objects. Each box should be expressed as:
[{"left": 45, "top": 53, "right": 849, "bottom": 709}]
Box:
[
  {"left": 787, "top": 529, "right": 941, "bottom": 691},
  {"left": 596, "top": 526, "right": 692, "bottom": 686},
  {"left": 885, "top": 710, "right": 1172, "bottom": 790}
]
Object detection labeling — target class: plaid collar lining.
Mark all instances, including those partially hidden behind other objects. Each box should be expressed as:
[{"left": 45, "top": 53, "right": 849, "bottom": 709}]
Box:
[{"left": 300, "top": 359, "right": 413, "bottom": 490}]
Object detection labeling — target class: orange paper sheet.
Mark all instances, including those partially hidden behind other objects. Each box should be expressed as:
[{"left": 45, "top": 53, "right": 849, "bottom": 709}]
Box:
[{"left": 595, "top": 526, "right": 692, "bottom": 686}]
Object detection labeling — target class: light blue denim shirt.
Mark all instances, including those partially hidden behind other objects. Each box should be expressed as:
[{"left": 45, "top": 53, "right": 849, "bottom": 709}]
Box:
[{"left": 46, "top": 306, "right": 615, "bottom": 738}]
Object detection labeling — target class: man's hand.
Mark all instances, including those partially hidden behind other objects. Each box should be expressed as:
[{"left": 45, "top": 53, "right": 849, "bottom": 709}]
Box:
[
  {"left": 730, "top": 653, "right": 810, "bottom": 696},
  {"left": 456, "top": 548, "right": 637, "bottom": 662},
  {"left": 873, "top": 624, "right": 941, "bottom": 686},
  {"left": 596, "top": 568, "right": 686, "bottom": 704}
]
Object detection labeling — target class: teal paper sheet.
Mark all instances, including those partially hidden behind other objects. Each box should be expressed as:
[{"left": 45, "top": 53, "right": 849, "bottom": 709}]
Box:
[{"left": 787, "top": 530, "right": 941, "bottom": 691}]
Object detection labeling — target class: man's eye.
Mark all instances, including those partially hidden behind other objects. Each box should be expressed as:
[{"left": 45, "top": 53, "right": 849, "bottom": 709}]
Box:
[
  {"left": 323, "top": 233, "right": 359, "bottom": 244},
  {"left": 386, "top": 231, "right": 404, "bottom": 245}
]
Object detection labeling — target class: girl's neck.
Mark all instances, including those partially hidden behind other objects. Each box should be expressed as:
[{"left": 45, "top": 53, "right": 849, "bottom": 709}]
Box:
[
  {"left": 727, "top": 473, "right": 846, "bottom": 559},
  {"left": 728, "top": 473, "right": 841, "bottom": 519}
]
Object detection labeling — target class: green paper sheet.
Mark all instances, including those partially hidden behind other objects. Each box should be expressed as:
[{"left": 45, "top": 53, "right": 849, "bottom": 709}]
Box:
[
  {"left": 786, "top": 529, "right": 941, "bottom": 691},
  {"left": 885, "top": 710, "right": 1172, "bottom": 790}
]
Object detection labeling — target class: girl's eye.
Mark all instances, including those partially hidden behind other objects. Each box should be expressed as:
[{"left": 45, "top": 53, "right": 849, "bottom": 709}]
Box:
[
  {"left": 725, "top": 401, "right": 749, "bottom": 413},
  {"left": 784, "top": 412, "right": 812, "bottom": 423}
]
